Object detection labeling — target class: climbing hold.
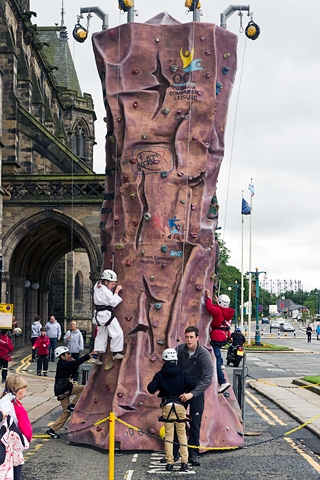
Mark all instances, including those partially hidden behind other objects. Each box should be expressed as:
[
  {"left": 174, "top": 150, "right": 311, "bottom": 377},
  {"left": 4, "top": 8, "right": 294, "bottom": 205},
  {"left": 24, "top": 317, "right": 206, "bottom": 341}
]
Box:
[
  {"left": 114, "top": 218, "right": 120, "bottom": 226},
  {"left": 191, "top": 204, "right": 196, "bottom": 210},
  {"left": 125, "top": 316, "right": 133, "bottom": 321},
  {"left": 130, "top": 158, "right": 136, "bottom": 164},
  {"left": 132, "top": 68, "right": 139, "bottom": 74},
  {"left": 117, "top": 118, "right": 122, "bottom": 122},
  {"left": 155, "top": 38, "right": 160, "bottom": 43},
  {"left": 177, "top": 172, "right": 184, "bottom": 177},
  {"left": 161, "top": 245, "right": 167, "bottom": 253},
  {"left": 216, "top": 82, "right": 223, "bottom": 95},
  {"left": 96, "top": 426, "right": 102, "bottom": 432},
  {"left": 206, "top": 72, "right": 211, "bottom": 78},
  {"left": 123, "top": 175, "right": 128, "bottom": 181},
  {"left": 170, "top": 65, "right": 178, "bottom": 73},
  {"left": 155, "top": 303, "right": 162, "bottom": 310},
  {"left": 81, "top": 420, "right": 86, "bottom": 424},
  {"left": 200, "top": 36, "right": 206, "bottom": 41},
  {"left": 117, "top": 392, "right": 123, "bottom": 398},
  {"left": 223, "top": 53, "right": 230, "bottom": 59},
  {"left": 190, "top": 232, "right": 197, "bottom": 238},
  {"left": 161, "top": 264, "right": 166, "bottom": 269},
  {"left": 116, "top": 244, "right": 125, "bottom": 250},
  {"left": 195, "top": 285, "right": 202, "bottom": 291},
  {"left": 144, "top": 212, "right": 151, "bottom": 221},
  {"left": 162, "top": 108, "right": 170, "bottom": 115},
  {"left": 133, "top": 220, "right": 138, "bottom": 227},
  {"left": 157, "top": 339, "right": 165, "bottom": 345},
  {"left": 150, "top": 356, "right": 157, "bottom": 362},
  {"left": 133, "top": 101, "right": 138, "bottom": 109},
  {"left": 125, "top": 260, "right": 131, "bottom": 267},
  {"left": 141, "top": 250, "right": 145, "bottom": 255},
  {"left": 196, "top": 91, "right": 202, "bottom": 96},
  {"left": 180, "top": 199, "right": 185, "bottom": 204},
  {"left": 142, "top": 134, "right": 147, "bottom": 140},
  {"left": 192, "top": 135, "right": 198, "bottom": 141},
  {"left": 130, "top": 193, "right": 136, "bottom": 199},
  {"left": 139, "top": 402, "right": 144, "bottom": 407},
  {"left": 222, "top": 66, "right": 230, "bottom": 75},
  {"left": 148, "top": 428, "right": 155, "bottom": 435},
  {"left": 161, "top": 171, "right": 168, "bottom": 178},
  {"left": 176, "top": 109, "right": 182, "bottom": 115},
  {"left": 94, "top": 399, "right": 98, "bottom": 404},
  {"left": 205, "top": 50, "right": 211, "bottom": 56},
  {"left": 152, "top": 321, "right": 158, "bottom": 327},
  {"left": 150, "top": 276, "right": 155, "bottom": 281},
  {"left": 104, "top": 362, "right": 114, "bottom": 371}
]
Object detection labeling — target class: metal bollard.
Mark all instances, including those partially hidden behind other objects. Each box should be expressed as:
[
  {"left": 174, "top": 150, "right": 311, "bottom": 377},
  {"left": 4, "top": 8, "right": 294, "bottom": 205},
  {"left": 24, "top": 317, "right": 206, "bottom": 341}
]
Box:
[{"left": 233, "top": 353, "right": 246, "bottom": 420}]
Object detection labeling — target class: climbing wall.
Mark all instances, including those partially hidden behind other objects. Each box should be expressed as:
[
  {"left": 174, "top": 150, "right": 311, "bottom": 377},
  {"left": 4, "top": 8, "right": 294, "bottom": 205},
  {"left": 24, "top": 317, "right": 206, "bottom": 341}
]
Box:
[{"left": 68, "top": 12, "right": 244, "bottom": 451}]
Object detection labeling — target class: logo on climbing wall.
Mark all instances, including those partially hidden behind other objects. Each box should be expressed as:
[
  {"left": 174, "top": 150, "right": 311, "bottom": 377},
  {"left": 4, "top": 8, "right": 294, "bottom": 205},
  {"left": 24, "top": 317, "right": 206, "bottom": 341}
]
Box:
[
  {"left": 131, "top": 145, "right": 174, "bottom": 175},
  {"left": 171, "top": 47, "right": 204, "bottom": 87},
  {"left": 168, "top": 216, "right": 183, "bottom": 235}
]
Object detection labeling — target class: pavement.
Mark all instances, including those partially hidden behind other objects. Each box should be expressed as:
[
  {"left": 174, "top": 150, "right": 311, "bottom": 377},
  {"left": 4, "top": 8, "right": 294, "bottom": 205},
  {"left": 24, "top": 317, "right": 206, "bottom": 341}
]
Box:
[{"left": 3, "top": 343, "right": 320, "bottom": 441}]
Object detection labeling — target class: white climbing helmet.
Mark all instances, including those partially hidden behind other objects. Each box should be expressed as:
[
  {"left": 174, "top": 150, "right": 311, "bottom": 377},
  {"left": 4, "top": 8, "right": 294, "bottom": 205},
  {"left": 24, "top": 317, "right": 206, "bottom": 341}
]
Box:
[
  {"left": 218, "top": 294, "right": 230, "bottom": 308},
  {"left": 162, "top": 348, "right": 178, "bottom": 362},
  {"left": 55, "top": 346, "right": 70, "bottom": 358},
  {"left": 13, "top": 327, "right": 22, "bottom": 335},
  {"left": 101, "top": 269, "right": 118, "bottom": 282}
]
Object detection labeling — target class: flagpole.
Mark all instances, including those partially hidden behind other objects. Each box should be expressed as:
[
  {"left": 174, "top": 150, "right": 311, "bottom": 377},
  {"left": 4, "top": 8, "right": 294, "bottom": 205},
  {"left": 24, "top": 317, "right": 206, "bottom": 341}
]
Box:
[
  {"left": 247, "top": 178, "right": 253, "bottom": 345},
  {"left": 240, "top": 191, "right": 244, "bottom": 332}
]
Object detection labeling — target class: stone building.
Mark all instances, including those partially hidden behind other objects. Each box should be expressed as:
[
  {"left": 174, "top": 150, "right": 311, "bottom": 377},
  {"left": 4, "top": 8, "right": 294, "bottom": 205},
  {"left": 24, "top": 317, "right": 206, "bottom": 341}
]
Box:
[{"left": 0, "top": 0, "right": 104, "bottom": 339}]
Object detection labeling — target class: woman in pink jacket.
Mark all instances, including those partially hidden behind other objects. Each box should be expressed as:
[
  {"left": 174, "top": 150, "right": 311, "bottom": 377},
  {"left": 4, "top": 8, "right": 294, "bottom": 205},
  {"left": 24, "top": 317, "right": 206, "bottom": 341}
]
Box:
[{"left": 0, "top": 330, "right": 14, "bottom": 383}]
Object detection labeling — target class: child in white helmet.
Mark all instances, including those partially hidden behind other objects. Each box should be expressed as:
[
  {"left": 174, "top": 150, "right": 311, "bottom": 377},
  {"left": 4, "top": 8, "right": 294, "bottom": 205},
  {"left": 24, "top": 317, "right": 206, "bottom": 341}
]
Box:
[
  {"left": 91, "top": 269, "right": 124, "bottom": 366},
  {"left": 147, "top": 348, "right": 196, "bottom": 472},
  {"left": 205, "top": 290, "right": 235, "bottom": 393}
]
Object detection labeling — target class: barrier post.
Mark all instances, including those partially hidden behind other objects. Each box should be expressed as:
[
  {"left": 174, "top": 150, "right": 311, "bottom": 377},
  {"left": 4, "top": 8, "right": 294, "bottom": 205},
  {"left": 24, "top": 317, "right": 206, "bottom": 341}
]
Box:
[{"left": 109, "top": 411, "right": 115, "bottom": 480}]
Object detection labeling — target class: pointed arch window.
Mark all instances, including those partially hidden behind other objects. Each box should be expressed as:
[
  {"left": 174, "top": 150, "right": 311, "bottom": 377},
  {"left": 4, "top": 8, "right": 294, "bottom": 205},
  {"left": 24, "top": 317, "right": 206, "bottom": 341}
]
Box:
[
  {"left": 75, "top": 271, "right": 83, "bottom": 301},
  {"left": 72, "top": 123, "right": 86, "bottom": 158}
]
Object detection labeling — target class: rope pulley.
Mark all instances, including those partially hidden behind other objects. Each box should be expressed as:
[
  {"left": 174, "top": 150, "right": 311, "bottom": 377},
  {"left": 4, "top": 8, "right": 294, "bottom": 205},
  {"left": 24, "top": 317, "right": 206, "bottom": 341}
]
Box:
[
  {"left": 245, "top": 13, "right": 260, "bottom": 40},
  {"left": 118, "top": 0, "right": 134, "bottom": 12},
  {"left": 245, "top": 20, "right": 260, "bottom": 40},
  {"left": 185, "top": 0, "right": 201, "bottom": 11},
  {"left": 73, "top": 23, "right": 88, "bottom": 43},
  {"left": 73, "top": 14, "right": 92, "bottom": 43}
]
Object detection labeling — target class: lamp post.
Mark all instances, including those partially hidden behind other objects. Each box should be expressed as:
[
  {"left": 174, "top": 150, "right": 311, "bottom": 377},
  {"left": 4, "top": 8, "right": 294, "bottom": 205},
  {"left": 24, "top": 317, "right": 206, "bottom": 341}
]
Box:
[
  {"left": 228, "top": 281, "right": 241, "bottom": 327},
  {"left": 246, "top": 268, "right": 267, "bottom": 345}
]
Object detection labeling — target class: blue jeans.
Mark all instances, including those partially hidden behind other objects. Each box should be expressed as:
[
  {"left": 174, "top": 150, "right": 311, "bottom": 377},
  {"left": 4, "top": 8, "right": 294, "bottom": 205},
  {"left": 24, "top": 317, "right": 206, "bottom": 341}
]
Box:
[
  {"left": 49, "top": 338, "right": 58, "bottom": 361},
  {"left": 212, "top": 343, "right": 226, "bottom": 386}
]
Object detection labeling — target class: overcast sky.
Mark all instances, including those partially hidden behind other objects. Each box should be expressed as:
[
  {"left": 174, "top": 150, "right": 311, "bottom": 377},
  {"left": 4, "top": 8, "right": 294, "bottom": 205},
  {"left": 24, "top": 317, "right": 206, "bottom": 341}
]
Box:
[{"left": 31, "top": 0, "right": 320, "bottom": 293}]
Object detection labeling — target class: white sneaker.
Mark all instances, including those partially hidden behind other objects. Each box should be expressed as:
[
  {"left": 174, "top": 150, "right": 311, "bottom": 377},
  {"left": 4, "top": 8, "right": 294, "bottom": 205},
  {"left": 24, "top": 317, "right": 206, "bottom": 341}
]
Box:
[
  {"left": 218, "top": 382, "right": 230, "bottom": 393},
  {"left": 221, "top": 365, "right": 225, "bottom": 370},
  {"left": 112, "top": 353, "right": 124, "bottom": 360},
  {"left": 90, "top": 358, "right": 103, "bottom": 365}
]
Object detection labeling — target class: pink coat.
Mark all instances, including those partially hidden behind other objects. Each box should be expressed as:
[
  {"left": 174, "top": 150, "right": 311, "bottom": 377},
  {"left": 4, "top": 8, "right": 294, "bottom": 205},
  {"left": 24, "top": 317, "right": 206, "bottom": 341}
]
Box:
[{"left": 0, "top": 334, "right": 14, "bottom": 362}]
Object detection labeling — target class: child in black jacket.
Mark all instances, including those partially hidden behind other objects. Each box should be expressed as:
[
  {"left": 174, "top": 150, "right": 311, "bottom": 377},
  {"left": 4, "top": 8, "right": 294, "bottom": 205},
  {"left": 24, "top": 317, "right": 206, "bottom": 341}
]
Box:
[{"left": 147, "top": 348, "right": 196, "bottom": 472}]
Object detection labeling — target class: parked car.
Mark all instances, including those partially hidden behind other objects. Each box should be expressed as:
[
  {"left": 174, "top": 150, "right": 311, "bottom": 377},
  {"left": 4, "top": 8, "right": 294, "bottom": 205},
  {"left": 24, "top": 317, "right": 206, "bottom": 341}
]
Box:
[
  {"left": 281, "top": 322, "right": 295, "bottom": 332},
  {"left": 262, "top": 317, "right": 269, "bottom": 324}
]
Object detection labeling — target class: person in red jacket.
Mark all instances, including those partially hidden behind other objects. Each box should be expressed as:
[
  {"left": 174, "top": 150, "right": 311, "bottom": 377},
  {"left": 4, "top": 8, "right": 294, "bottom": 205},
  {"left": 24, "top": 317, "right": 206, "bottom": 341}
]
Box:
[
  {"left": 205, "top": 291, "right": 235, "bottom": 393},
  {"left": 32, "top": 327, "right": 50, "bottom": 376},
  {"left": 0, "top": 329, "right": 14, "bottom": 383}
]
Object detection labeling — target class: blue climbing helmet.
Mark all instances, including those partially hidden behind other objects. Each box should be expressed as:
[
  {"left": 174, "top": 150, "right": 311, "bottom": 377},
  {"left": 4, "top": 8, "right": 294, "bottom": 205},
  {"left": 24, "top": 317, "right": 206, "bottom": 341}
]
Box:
[{"left": 236, "top": 327, "right": 241, "bottom": 332}]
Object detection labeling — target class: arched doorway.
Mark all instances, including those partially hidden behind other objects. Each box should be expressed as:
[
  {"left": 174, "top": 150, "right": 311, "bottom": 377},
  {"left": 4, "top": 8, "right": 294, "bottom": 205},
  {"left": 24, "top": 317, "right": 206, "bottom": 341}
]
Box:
[{"left": 2, "top": 210, "right": 101, "bottom": 340}]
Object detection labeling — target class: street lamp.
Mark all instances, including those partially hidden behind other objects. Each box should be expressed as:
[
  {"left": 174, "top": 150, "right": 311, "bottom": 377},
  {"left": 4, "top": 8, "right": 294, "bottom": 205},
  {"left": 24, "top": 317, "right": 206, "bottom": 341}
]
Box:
[
  {"left": 228, "top": 281, "right": 241, "bottom": 327},
  {"left": 246, "top": 267, "right": 267, "bottom": 345}
]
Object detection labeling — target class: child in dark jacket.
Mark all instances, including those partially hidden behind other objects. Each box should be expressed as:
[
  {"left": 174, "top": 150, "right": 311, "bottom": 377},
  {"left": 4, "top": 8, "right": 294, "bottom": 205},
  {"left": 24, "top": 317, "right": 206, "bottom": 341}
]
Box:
[
  {"left": 32, "top": 327, "right": 50, "bottom": 376},
  {"left": 147, "top": 348, "right": 196, "bottom": 472}
]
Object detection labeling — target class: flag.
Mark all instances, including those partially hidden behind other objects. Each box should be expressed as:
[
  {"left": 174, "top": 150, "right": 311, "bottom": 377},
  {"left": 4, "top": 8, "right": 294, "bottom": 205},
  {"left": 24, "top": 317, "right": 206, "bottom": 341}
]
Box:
[
  {"left": 241, "top": 198, "right": 251, "bottom": 215},
  {"left": 248, "top": 183, "right": 255, "bottom": 196}
]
